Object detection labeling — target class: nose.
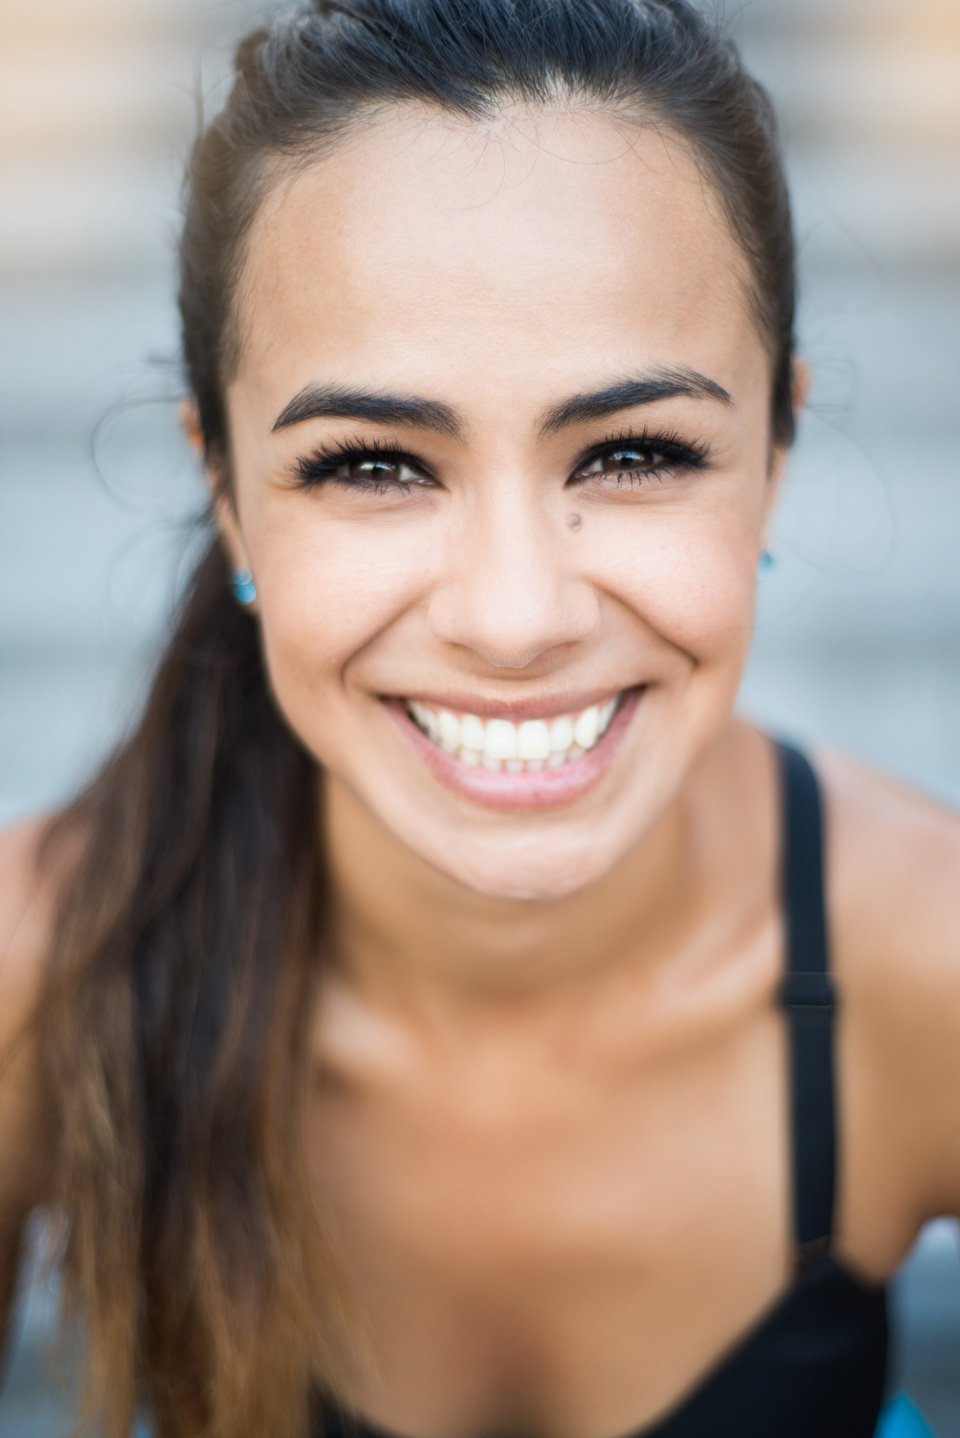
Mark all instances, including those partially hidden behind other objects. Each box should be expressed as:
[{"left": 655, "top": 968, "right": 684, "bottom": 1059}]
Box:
[{"left": 426, "top": 482, "right": 600, "bottom": 669}]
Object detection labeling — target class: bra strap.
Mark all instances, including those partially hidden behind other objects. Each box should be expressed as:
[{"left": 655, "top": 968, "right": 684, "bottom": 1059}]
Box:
[{"left": 775, "top": 738, "right": 839, "bottom": 1275}]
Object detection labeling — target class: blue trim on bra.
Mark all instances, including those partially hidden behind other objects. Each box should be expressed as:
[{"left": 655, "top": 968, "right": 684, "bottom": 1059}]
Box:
[{"left": 875, "top": 1393, "right": 936, "bottom": 1437}]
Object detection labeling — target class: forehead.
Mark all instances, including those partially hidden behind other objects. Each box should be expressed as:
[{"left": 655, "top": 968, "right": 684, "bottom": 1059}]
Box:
[{"left": 232, "top": 102, "right": 764, "bottom": 410}]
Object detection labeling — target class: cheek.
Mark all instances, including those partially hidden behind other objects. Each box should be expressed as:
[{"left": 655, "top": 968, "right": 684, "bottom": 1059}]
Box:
[
  {"left": 596, "top": 503, "right": 759, "bottom": 662},
  {"left": 254, "top": 517, "right": 429, "bottom": 682}
]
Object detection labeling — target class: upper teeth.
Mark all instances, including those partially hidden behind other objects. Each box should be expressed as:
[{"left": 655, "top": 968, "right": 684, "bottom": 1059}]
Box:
[{"left": 405, "top": 695, "right": 623, "bottom": 769}]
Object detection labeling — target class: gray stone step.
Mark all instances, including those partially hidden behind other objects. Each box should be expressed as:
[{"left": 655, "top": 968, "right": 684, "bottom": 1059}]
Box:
[
  {"left": 740, "top": 39, "right": 960, "bottom": 154},
  {"left": 892, "top": 1219, "right": 960, "bottom": 1436},
  {"left": 0, "top": 41, "right": 213, "bottom": 158},
  {"left": 0, "top": 0, "right": 260, "bottom": 43},
  {"left": 3, "top": 31, "right": 955, "bottom": 162},
  {"left": 0, "top": 152, "right": 189, "bottom": 281},
  {"left": 736, "top": 0, "right": 960, "bottom": 41}
]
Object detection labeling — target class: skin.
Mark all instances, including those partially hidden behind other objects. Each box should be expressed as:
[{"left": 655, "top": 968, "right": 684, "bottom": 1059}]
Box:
[{"left": 168, "top": 103, "right": 960, "bottom": 1437}]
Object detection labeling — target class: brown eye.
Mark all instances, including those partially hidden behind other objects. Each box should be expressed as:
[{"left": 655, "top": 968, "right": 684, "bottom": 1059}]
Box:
[
  {"left": 344, "top": 457, "right": 416, "bottom": 485},
  {"left": 571, "top": 431, "right": 711, "bottom": 490},
  {"left": 576, "top": 445, "right": 663, "bottom": 480},
  {"left": 291, "top": 444, "right": 429, "bottom": 494}
]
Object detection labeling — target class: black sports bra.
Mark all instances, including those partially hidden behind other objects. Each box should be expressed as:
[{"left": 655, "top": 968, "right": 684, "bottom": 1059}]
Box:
[{"left": 314, "top": 738, "right": 893, "bottom": 1437}]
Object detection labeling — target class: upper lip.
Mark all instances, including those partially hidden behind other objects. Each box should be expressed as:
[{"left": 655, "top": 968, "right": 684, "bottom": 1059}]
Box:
[{"left": 382, "top": 684, "right": 643, "bottom": 723}]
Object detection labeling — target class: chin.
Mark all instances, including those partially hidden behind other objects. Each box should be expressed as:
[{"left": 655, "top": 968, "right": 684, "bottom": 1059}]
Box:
[{"left": 416, "top": 831, "right": 618, "bottom": 905}]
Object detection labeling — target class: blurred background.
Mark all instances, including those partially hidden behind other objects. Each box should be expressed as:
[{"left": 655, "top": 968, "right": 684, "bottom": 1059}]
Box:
[{"left": 1, "top": 0, "right": 958, "bottom": 1431}]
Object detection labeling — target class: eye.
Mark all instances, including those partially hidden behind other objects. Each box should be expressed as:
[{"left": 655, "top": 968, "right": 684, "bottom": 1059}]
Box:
[
  {"left": 571, "top": 429, "right": 711, "bottom": 489},
  {"left": 287, "top": 427, "right": 712, "bottom": 497},
  {"left": 289, "top": 438, "right": 431, "bottom": 495}
]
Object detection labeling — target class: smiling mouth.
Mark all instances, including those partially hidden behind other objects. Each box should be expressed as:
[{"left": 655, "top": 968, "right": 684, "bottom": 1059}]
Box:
[{"left": 398, "top": 690, "right": 632, "bottom": 773}]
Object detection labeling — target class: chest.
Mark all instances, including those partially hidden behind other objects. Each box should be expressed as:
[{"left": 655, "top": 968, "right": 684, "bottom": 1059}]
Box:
[{"left": 310, "top": 997, "right": 803, "bottom": 1438}]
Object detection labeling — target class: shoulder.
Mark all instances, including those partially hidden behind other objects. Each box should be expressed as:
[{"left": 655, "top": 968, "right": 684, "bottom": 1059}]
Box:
[
  {"left": 810, "top": 741, "right": 960, "bottom": 1222},
  {"left": 812, "top": 741, "right": 960, "bottom": 954},
  {"left": 0, "top": 809, "right": 70, "bottom": 1221}
]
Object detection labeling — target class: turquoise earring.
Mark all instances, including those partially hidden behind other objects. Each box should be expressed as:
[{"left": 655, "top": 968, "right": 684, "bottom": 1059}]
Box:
[
  {"left": 230, "top": 567, "right": 258, "bottom": 606},
  {"left": 758, "top": 548, "right": 776, "bottom": 576}
]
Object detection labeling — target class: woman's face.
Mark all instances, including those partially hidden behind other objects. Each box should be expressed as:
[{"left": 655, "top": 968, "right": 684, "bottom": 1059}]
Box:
[{"left": 211, "top": 104, "right": 797, "bottom": 902}]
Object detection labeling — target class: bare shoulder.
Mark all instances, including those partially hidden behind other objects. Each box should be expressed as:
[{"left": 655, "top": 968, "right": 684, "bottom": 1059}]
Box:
[
  {"left": 0, "top": 809, "right": 66, "bottom": 1014},
  {"left": 0, "top": 809, "right": 71, "bottom": 1219},
  {"left": 810, "top": 742, "right": 960, "bottom": 1222},
  {"left": 0, "top": 809, "right": 75, "bottom": 1370},
  {"left": 812, "top": 741, "right": 960, "bottom": 943}
]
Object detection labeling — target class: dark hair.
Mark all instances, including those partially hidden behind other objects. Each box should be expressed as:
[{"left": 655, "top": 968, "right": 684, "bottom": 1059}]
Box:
[{"left": 16, "top": 6, "right": 799, "bottom": 1438}]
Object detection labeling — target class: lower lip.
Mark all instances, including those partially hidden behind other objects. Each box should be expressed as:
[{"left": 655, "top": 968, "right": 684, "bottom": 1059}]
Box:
[{"left": 380, "top": 687, "right": 647, "bottom": 812}]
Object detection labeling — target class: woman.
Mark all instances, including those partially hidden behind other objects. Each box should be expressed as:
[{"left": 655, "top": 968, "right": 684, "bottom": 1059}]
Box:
[{"left": 0, "top": 1, "right": 957, "bottom": 1435}]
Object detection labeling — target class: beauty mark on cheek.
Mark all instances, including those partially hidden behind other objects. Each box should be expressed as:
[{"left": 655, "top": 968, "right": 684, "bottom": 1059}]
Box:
[{"left": 567, "top": 513, "right": 583, "bottom": 531}]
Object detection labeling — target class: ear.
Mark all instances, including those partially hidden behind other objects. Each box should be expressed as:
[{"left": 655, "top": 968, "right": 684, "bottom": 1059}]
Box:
[
  {"left": 790, "top": 354, "right": 812, "bottom": 422},
  {"left": 761, "top": 355, "right": 811, "bottom": 539},
  {"left": 178, "top": 396, "right": 258, "bottom": 608},
  {"left": 178, "top": 395, "right": 206, "bottom": 464}
]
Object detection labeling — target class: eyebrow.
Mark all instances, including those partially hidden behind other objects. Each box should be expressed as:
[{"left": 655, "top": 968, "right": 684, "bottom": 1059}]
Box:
[{"left": 270, "top": 366, "right": 734, "bottom": 440}]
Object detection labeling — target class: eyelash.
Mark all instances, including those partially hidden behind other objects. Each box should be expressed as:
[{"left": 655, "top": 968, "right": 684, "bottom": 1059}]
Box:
[{"left": 287, "top": 427, "right": 713, "bottom": 497}]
